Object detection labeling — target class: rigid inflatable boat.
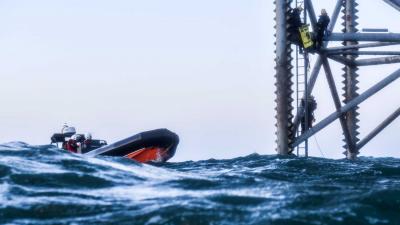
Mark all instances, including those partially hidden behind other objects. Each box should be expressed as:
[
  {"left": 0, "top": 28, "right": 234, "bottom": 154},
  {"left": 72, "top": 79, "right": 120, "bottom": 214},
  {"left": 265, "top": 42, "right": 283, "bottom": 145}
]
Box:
[
  {"left": 84, "top": 129, "right": 179, "bottom": 163},
  {"left": 51, "top": 129, "right": 179, "bottom": 163}
]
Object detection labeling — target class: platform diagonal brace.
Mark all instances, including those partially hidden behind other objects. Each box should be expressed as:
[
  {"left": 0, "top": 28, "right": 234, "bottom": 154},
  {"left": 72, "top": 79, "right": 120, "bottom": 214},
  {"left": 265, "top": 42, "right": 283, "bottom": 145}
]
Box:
[
  {"left": 321, "top": 57, "right": 356, "bottom": 153},
  {"left": 304, "top": 0, "right": 317, "bottom": 31},
  {"left": 356, "top": 107, "right": 400, "bottom": 151},
  {"left": 291, "top": 67, "right": 400, "bottom": 148}
]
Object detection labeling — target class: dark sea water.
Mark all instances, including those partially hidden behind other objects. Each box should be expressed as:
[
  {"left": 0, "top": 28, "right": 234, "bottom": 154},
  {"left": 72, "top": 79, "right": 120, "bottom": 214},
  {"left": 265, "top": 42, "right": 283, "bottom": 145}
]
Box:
[{"left": 1, "top": 142, "right": 400, "bottom": 225}]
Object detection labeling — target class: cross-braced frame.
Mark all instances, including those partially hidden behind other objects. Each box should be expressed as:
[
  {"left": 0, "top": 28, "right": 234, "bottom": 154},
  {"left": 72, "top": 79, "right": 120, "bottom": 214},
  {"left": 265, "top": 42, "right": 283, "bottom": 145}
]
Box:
[{"left": 274, "top": 0, "right": 400, "bottom": 159}]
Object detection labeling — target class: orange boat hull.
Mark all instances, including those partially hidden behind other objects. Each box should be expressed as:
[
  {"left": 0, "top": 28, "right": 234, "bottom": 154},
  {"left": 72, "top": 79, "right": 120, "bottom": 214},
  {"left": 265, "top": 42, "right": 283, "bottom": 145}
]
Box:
[
  {"left": 84, "top": 129, "right": 179, "bottom": 163},
  {"left": 124, "top": 147, "right": 169, "bottom": 163}
]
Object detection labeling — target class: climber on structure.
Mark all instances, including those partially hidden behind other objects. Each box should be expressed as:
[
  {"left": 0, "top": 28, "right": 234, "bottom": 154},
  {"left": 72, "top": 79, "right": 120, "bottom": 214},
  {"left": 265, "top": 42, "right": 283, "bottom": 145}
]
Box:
[
  {"left": 301, "top": 95, "right": 317, "bottom": 133},
  {"left": 315, "top": 9, "right": 330, "bottom": 49},
  {"left": 288, "top": 6, "right": 304, "bottom": 48}
]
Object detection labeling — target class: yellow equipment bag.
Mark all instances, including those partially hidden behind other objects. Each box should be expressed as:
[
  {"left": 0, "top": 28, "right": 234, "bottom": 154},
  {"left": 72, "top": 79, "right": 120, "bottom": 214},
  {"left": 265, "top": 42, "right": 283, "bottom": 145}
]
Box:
[{"left": 299, "top": 25, "right": 313, "bottom": 49}]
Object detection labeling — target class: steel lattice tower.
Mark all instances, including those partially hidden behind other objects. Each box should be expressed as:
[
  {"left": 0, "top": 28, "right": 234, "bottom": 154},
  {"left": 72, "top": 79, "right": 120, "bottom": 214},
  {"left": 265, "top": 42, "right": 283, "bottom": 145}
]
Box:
[{"left": 274, "top": 0, "right": 400, "bottom": 159}]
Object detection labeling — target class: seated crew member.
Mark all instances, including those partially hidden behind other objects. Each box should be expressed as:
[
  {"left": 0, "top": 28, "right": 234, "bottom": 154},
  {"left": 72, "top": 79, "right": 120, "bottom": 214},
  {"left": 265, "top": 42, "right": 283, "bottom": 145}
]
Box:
[
  {"left": 301, "top": 95, "right": 317, "bottom": 133},
  {"left": 315, "top": 9, "right": 330, "bottom": 49},
  {"left": 66, "top": 134, "right": 79, "bottom": 153},
  {"left": 288, "top": 6, "right": 304, "bottom": 48},
  {"left": 83, "top": 133, "right": 93, "bottom": 152}
]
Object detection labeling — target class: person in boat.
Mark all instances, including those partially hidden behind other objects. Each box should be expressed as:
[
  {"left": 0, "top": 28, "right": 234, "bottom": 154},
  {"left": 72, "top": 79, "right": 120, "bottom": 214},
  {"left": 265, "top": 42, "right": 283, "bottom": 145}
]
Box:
[
  {"left": 315, "top": 9, "right": 330, "bottom": 49},
  {"left": 288, "top": 6, "right": 304, "bottom": 49},
  {"left": 66, "top": 134, "right": 79, "bottom": 153},
  {"left": 301, "top": 95, "right": 317, "bottom": 133},
  {"left": 83, "top": 133, "right": 93, "bottom": 152}
]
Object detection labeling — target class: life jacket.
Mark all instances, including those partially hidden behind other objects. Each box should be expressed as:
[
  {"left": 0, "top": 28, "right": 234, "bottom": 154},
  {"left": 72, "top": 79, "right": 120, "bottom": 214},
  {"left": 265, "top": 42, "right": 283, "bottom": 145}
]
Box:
[{"left": 66, "top": 139, "right": 78, "bottom": 153}]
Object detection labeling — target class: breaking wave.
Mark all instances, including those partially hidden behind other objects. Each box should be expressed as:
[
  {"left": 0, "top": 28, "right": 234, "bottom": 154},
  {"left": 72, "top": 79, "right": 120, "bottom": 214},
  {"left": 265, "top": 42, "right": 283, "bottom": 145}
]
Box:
[{"left": 1, "top": 142, "right": 400, "bottom": 224}]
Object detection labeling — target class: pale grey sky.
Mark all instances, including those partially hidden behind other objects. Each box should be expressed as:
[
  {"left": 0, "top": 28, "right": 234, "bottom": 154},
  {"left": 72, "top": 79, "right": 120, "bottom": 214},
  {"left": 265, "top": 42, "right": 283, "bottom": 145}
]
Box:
[{"left": 0, "top": 0, "right": 399, "bottom": 161}]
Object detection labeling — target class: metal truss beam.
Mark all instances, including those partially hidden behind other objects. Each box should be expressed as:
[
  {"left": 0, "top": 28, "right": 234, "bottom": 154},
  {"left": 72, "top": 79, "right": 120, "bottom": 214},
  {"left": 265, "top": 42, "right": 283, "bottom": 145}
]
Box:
[
  {"left": 329, "top": 51, "right": 400, "bottom": 56},
  {"left": 330, "top": 55, "right": 400, "bottom": 66},
  {"left": 321, "top": 57, "right": 356, "bottom": 153},
  {"left": 291, "top": 68, "right": 400, "bottom": 148},
  {"left": 328, "top": 55, "right": 355, "bottom": 66},
  {"left": 324, "top": 42, "right": 400, "bottom": 52},
  {"left": 304, "top": 0, "right": 317, "bottom": 31},
  {"left": 362, "top": 28, "right": 389, "bottom": 32},
  {"left": 356, "top": 107, "right": 400, "bottom": 151},
  {"left": 328, "top": 33, "right": 400, "bottom": 42},
  {"left": 356, "top": 56, "right": 400, "bottom": 66}
]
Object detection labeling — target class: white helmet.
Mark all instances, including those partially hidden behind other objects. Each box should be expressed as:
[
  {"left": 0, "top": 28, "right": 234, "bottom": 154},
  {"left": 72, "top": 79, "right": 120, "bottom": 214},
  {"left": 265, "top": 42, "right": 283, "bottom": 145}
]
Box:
[
  {"left": 85, "top": 133, "right": 92, "bottom": 140},
  {"left": 71, "top": 134, "right": 78, "bottom": 140},
  {"left": 62, "top": 126, "right": 76, "bottom": 136}
]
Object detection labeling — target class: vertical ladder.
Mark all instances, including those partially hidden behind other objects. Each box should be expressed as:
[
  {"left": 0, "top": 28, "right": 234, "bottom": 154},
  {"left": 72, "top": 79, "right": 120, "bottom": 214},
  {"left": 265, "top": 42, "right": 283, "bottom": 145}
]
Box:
[{"left": 295, "top": 0, "right": 310, "bottom": 157}]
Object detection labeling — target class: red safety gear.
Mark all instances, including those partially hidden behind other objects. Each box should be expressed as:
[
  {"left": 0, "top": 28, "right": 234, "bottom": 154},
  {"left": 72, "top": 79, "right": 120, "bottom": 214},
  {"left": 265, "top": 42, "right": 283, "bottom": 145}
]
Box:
[{"left": 66, "top": 139, "right": 78, "bottom": 153}]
